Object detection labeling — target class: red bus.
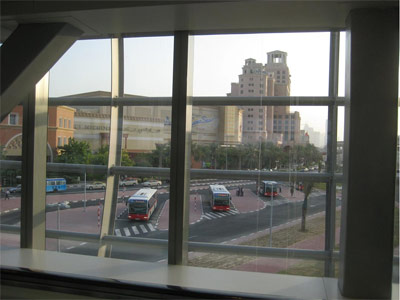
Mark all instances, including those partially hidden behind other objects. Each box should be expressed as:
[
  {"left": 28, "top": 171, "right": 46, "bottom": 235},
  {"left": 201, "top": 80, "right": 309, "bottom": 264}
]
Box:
[
  {"left": 127, "top": 188, "right": 158, "bottom": 221},
  {"left": 259, "top": 181, "right": 280, "bottom": 197},
  {"left": 209, "top": 185, "right": 231, "bottom": 211}
]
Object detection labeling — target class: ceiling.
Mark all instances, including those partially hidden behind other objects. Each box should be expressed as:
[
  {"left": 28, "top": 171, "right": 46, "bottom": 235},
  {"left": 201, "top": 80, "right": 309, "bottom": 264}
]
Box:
[{"left": 1, "top": 1, "right": 398, "bottom": 41}]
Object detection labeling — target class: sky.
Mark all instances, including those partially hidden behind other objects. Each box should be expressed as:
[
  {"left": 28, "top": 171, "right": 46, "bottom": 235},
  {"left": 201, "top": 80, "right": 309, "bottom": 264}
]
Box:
[{"left": 49, "top": 32, "right": 350, "bottom": 143}]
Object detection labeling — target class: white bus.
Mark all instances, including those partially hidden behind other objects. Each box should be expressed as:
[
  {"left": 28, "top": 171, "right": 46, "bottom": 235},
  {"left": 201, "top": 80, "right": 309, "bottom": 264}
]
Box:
[
  {"left": 127, "top": 188, "right": 158, "bottom": 221},
  {"left": 209, "top": 185, "right": 231, "bottom": 211}
]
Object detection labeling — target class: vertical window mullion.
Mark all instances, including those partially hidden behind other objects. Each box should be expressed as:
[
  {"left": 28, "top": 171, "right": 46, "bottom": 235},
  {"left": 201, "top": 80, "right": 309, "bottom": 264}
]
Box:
[
  {"left": 98, "top": 37, "right": 124, "bottom": 257},
  {"left": 325, "top": 31, "right": 340, "bottom": 277},
  {"left": 168, "top": 31, "right": 193, "bottom": 265}
]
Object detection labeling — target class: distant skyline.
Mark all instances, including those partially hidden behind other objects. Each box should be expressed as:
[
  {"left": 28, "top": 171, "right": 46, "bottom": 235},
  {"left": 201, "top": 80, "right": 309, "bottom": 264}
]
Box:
[{"left": 49, "top": 32, "right": 347, "bottom": 141}]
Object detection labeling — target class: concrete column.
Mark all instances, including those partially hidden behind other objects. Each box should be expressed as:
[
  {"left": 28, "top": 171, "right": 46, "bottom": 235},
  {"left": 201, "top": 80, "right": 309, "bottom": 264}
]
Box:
[
  {"left": 20, "top": 74, "right": 49, "bottom": 249},
  {"left": 339, "top": 8, "right": 398, "bottom": 299}
]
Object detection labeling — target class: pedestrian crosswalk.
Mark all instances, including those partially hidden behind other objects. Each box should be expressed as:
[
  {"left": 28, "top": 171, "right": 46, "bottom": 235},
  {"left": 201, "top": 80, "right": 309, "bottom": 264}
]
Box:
[
  {"left": 202, "top": 209, "right": 240, "bottom": 220},
  {"left": 115, "top": 223, "right": 156, "bottom": 236}
]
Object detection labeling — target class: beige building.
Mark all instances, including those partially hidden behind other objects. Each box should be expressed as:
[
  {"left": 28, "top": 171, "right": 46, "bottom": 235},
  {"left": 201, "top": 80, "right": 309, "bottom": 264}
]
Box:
[
  {"left": 65, "top": 91, "right": 242, "bottom": 153},
  {"left": 229, "top": 51, "right": 302, "bottom": 145}
]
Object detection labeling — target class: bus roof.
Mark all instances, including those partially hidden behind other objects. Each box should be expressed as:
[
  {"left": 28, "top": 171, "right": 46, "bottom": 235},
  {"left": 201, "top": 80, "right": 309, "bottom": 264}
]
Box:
[
  {"left": 261, "top": 181, "right": 278, "bottom": 185},
  {"left": 129, "top": 188, "right": 157, "bottom": 201},
  {"left": 46, "top": 178, "right": 66, "bottom": 181},
  {"left": 209, "top": 185, "right": 230, "bottom": 194}
]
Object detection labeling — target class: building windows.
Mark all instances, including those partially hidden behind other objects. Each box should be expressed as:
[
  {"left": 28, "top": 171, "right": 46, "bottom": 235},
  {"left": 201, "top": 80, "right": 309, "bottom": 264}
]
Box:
[
  {"left": 57, "top": 137, "right": 62, "bottom": 147},
  {"left": 240, "top": 90, "right": 243, "bottom": 94},
  {"left": 64, "top": 137, "right": 67, "bottom": 145},
  {"left": 59, "top": 118, "right": 63, "bottom": 127},
  {"left": 8, "top": 113, "right": 18, "bottom": 125},
  {"left": 260, "top": 90, "right": 263, "bottom": 94},
  {"left": 68, "top": 120, "right": 71, "bottom": 128}
]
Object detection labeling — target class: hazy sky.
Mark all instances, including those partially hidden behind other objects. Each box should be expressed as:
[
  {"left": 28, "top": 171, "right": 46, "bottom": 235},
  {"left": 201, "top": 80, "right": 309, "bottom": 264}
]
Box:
[{"left": 50, "top": 32, "right": 348, "bottom": 142}]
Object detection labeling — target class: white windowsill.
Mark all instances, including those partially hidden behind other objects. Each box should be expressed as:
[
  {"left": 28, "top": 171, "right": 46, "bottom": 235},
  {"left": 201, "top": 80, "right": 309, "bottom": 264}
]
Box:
[{"left": 1, "top": 249, "right": 398, "bottom": 299}]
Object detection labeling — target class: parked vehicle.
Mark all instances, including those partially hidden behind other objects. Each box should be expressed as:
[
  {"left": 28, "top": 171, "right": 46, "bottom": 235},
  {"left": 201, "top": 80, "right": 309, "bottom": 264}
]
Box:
[
  {"left": 119, "top": 178, "right": 138, "bottom": 187},
  {"left": 142, "top": 180, "right": 162, "bottom": 187},
  {"left": 8, "top": 184, "right": 21, "bottom": 193},
  {"left": 86, "top": 181, "right": 106, "bottom": 190}
]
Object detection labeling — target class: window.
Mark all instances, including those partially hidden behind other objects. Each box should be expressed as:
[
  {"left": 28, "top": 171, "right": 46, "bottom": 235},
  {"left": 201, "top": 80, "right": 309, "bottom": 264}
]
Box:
[
  {"left": 68, "top": 120, "right": 71, "bottom": 128},
  {"left": 8, "top": 113, "right": 18, "bottom": 125},
  {"left": 63, "top": 137, "right": 67, "bottom": 145},
  {"left": 64, "top": 119, "right": 67, "bottom": 128},
  {"left": 57, "top": 137, "right": 62, "bottom": 146},
  {"left": 59, "top": 118, "right": 63, "bottom": 127}
]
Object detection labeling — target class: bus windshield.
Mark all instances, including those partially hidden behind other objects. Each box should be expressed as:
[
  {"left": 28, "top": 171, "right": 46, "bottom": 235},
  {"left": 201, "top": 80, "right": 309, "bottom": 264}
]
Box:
[
  {"left": 129, "top": 201, "right": 147, "bottom": 214},
  {"left": 214, "top": 195, "right": 230, "bottom": 205}
]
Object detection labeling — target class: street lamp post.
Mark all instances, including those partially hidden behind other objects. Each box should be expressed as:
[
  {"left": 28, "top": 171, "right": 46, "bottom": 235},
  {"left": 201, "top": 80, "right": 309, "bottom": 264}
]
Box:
[
  {"left": 84, "top": 171, "right": 87, "bottom": 212},
  {"left": 57, "top": 204, "right": 60, "bottom": 251},
  {"left": 269, "top": 182, "right": 274, "bottom": 247}
]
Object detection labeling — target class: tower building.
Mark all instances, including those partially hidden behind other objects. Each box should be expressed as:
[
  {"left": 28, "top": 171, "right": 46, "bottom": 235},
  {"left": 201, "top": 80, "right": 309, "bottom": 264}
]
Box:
[{"left": 229, "top": 51, "right": 302, "bottom": 145}]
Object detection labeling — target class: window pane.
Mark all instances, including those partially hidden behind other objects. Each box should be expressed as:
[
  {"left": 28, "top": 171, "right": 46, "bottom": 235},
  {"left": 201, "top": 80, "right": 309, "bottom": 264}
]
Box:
[
  {"left": 47, "top": 39, "right": 111, "bottom": 254},
  {"left": 0, "top": 105, "right": 23, "bottom": 250},
  {"left": 190, "top": 31, "right": 332, "bottom": 276}
]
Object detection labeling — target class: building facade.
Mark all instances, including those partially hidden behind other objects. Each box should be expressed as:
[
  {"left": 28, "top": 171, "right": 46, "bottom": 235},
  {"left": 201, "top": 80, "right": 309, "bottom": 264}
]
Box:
[{"left": 228, "top": 51, "right": 302, "bottom": 145}]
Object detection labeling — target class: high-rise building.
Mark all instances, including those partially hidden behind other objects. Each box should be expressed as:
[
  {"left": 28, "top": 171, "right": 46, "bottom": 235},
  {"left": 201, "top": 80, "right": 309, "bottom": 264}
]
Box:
[{"left": 228, "top": 51, "right": 302, "bottom": 145}]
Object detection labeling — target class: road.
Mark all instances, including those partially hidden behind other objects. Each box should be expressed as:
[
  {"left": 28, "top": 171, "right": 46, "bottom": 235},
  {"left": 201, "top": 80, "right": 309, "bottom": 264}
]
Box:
[{"left": 1, "top": 179, "right": 339, "bottom": 262}]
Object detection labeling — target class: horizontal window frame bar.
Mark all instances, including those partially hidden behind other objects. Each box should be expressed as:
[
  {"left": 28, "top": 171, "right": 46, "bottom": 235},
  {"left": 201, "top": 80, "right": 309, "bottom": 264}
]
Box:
[
  {"left": 3, "top": 225, "right": 398, "bottom": 265},
  {"left": 0, "top": 160, "right": 344, "bottom": 182},
  {"left": 0, "top": 225, "right": 337, "bottom": 261},
  {"left": 48, "top": 96, "right": 346, "bottom": 107}
]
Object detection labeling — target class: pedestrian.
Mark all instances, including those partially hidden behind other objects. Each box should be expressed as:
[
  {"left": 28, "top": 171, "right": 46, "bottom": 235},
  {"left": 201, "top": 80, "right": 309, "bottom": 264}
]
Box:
[
  {"left": 5, "top": 189, "right": 10, "bottom": 200},
  {"left": 240, "top": 187, "right": 244, "bottom": 197},
  {"left": 290, "top": 185, "right": 294, "bottom": 197}
]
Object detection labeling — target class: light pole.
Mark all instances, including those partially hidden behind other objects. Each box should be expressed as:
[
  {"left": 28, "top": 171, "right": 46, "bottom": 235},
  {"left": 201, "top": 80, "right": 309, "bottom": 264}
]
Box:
[
  {"left": 269, "top": 182, "right": 274, "bottom": 247},
  {"left": 57, "top": 204, "right": 60, "bottom": 251},
  {"left": 83, "top": 171, "right": 87, "bottom": 212}
]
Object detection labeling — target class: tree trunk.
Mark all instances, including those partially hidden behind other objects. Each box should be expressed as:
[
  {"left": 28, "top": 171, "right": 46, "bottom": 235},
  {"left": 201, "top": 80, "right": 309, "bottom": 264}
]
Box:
[{"left": 300, "top": 196, "right": 308, "bottom": 231}]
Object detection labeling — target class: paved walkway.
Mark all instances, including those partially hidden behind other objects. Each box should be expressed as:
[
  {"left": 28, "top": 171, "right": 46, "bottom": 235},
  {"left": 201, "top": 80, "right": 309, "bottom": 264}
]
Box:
[{"left": 234, "top": 226, "right": 341, "bottom": 273}]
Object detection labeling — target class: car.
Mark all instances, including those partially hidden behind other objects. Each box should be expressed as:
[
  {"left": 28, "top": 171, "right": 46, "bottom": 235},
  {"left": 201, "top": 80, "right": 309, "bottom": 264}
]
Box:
[
  {"left": 8, "top": 184, "right": 21, "bottom": 193},
  {"left": 142, "top": 180, "right": 162, "bottom": 187},
  {"left": 119, "top": 178, "right": 138, "bottom": 187},
  {"left": 86, "top": 181, "right": 106, "bottom": 190}
]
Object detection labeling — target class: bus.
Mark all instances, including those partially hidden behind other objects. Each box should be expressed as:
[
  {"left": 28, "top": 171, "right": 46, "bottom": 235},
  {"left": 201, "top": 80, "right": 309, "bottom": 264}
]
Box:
[
  {"left": 46, "top": 178, "right": 67, "bottom": 192},
  {"left": 209, "top": 185, "right": 231, "bottom": 211},
  {"left": 259, "top": 181, "right": 279, "bottom": 197},
  {"left": 127, "top": 188, "right": 158, "bottom": 221}
]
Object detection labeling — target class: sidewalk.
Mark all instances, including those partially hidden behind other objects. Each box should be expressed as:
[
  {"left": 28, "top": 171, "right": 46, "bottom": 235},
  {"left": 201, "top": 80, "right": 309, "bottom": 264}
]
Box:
[{"left": 234, "top": 226, "right": 341, "bottom": 273}]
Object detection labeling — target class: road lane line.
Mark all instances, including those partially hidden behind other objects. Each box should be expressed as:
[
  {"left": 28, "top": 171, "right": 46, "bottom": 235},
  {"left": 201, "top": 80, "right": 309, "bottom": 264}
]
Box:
[
  {"left": 115, "top": 229, "right": 121, "bottom": 236},
  {"left": 148, "top": 223, "right": 156, "bottom": 231},
  {"left": 66, "top": 246, "right": 75, "bottom": 250},
  {"left": 132, "top": 226, "right": 139, "bottom": 235},
  {"left": 79, "top": 242, "right": 87, "bottom": 246},
  {"left": 140, "top": 225, "right": 148, "bottom": 233},
  {"left": 202, "top": 215, "right": 212, "bottom": 220},
  {"left": 124, "top": 227, "right": 131, "bottom": 236}
]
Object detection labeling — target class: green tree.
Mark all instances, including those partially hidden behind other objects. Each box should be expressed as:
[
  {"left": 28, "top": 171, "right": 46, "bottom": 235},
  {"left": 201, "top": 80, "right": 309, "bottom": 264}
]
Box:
[
  {"left": 90, "top": 145, "right": 134, "bottom": 166},
  {"left": 55, "top": 138, "right": 91, "bottom": 164},
  {"left": 150, "top": 143, "right": 170, "bottom": 168},
  {"left": 300, "top": 182, "right": 314, "bottom": 231}
]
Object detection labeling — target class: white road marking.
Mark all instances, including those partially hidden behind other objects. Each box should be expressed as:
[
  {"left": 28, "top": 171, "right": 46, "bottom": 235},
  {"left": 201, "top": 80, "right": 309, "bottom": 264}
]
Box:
[
  {"left": 140, "top": 225, "right": 148, "bottom": 233},
  {"left": 79, "top": 242, "right": 87, "bottom": 246},
  {"left": 202, "top": 215, "right": 212, "bottom": 220},
  {"left": 132, "top": 226, "right": 139, "bottom": 235},
  {"left": 115, "top": 229, "right": 122, "bottom": 236},
  {"left": 124, "top": 227, "right": 131, "bottom": 236},
  {"left": 66, "top": 246, "right": 75, "bottom": 250},
  {"left": 148, "top": 223, "right": 156, "bottom": 231}
]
